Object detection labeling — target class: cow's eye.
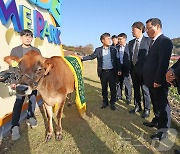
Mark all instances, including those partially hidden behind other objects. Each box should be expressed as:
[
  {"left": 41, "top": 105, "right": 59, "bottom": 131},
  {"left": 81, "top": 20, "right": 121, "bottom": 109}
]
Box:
[{"left": 36, "top": 67, "right": 42, "bottom": 73}]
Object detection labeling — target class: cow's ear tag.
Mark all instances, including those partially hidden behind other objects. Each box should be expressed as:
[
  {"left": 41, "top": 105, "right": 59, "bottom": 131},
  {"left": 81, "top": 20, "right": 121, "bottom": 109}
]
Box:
[
  {"left": 12, "top": 60, "right": 18, "bottom": 67},
  {"left": 44, "top": 64, "right": 53, "bottom": 76}
]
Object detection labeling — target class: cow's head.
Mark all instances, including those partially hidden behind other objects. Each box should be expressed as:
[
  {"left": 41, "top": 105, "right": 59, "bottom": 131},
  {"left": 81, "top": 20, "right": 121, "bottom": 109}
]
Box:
[{"left": 4, "top": 51, "right": 52, "bottom": 96}]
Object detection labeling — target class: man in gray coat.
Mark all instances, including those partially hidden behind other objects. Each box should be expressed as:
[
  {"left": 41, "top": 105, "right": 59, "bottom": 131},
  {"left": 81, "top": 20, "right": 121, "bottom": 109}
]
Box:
[{"left": 128, "top": 22, "right": 151, "bottom": 119}]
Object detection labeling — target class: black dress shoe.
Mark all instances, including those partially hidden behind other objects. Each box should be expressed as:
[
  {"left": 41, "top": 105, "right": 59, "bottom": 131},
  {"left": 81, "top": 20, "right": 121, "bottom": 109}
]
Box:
[
  {"left": 143, "top": 121, "right": 158, "bottom": 128},
  {"left": 100, "top": 103, "right": 108, "bottom": 109},
  {"left": 174, "top": 149, "right": 180, "bottom": 154},
  {"left": 150, "top": 132, "right": 167, "bottom": 140},
  {"left": 142, "top": 109, "right": 150, "bottom": 118},
  {"left": 129, "top": 105, "right": 142, "bottom": 113},
  {"left": 110, "top": 105, "right": 116, "bottom": 110}
]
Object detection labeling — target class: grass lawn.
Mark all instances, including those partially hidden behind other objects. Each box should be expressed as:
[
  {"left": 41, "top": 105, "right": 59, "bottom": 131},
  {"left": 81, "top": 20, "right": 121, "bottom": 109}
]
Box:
[{"left": 0, "top": 60, "right": 179, "bottom": 154}]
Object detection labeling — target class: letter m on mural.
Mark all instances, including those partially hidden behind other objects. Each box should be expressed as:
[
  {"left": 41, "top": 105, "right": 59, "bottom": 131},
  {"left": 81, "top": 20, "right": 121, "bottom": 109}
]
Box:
[{"left": 0, "top": 0, "right": 22, "bottom": 32}]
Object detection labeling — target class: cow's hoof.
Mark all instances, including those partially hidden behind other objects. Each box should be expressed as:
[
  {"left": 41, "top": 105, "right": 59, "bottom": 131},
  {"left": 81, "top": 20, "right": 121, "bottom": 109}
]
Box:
[
  {"left": 45, "top": 133, "right": 52, "bottom": 142},
  {"left": 55, "top": 133, "right": 63, "bottom": 141}
]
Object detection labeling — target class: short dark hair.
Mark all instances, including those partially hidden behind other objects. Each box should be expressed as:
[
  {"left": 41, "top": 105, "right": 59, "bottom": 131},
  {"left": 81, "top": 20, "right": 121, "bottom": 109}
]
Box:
[
  {"left": 111, "top": 35, "right": 118, "bottom": 39},
  {"left": 146, "top": 18, "right": 162, "bottom": 28},
  {"left": 20, "top": 29, "right": 33, "bottom": 37},
  {"left": 100, "top": 33, "right": 110, "bottom": 42},
  {"left": 118, "top": 33, "right": 127, "bottom": 39},
  {"left": 132, "top": 21, "right": 145, "bottom": 33}
]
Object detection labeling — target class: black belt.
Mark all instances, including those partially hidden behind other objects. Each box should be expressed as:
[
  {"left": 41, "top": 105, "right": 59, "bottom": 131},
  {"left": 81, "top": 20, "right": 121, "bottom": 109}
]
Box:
[{"left": 102, "top": 69, "right": 114, "bottom": 72}]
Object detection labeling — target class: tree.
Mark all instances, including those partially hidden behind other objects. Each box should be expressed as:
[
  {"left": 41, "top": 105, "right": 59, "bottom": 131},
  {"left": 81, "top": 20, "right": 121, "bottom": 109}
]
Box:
[
  {"left": 172, "top": 38, "right": 180, "bottom": 55},
  {"left": 62, "top": 44, "right": 94, "bottom": 55}
]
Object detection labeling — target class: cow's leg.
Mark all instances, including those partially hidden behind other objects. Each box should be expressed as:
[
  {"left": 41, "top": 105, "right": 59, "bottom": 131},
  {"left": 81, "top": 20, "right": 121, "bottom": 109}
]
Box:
[
  {"left": 67, "top": 93, "right": 73, "bottom": 106},
  {"left": 55, "top": 99, "right": 65, "bottom": 141},
  {"left": 44, "top": 103, "right": 53, "bottom": 142}
]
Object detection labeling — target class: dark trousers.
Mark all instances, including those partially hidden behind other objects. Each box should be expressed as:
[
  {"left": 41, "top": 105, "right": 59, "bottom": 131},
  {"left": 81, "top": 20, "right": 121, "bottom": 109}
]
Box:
[
  {"left": 131, "top": 66, "right": 151, "bottom": 110},
  {"left": 12, "top": 90, "right": 37, "bottom": 127},
  {"left": 100, "top": 70, "right": 116, "bottom": 105},
  {"left": 117, "top": 74, "right": 132, "bottom": 101},
  {"left": 149, "top": 86, "right": 171, "bottom": 130}
]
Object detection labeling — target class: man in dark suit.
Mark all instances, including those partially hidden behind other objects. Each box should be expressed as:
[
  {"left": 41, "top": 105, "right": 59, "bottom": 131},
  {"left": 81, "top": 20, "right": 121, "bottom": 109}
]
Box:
[
  {"left": 143, "top": 18, "right": 173, "bottom": 140},
  {"left": 111, "top": 35, "right": 118, "bottom": 48},
  {"left": 116, "top": 33, "right": 132, "bottom": 104},
  {"left": 82, "top": 33, "right": 121, "bottom": 110},
  {"left": 128, "top": 22, "right": 151, "bottom": 118},
  {"left": 166, "top": 58, "right": 180, "bottom": 94}
]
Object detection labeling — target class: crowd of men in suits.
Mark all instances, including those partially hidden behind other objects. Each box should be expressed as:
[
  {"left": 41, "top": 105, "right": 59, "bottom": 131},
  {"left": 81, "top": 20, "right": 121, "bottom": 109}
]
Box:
[{"left": 81, "top": 18, "right": 180, "bottom": 141}]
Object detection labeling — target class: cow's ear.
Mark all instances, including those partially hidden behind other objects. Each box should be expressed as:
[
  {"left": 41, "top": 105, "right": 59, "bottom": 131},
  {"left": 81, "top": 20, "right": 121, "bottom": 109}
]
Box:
[{"left": 4, "top": 56, "right": 21, "bottom": 67}]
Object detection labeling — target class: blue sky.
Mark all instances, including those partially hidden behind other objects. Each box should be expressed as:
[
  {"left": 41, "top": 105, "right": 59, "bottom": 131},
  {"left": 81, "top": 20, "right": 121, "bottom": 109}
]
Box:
[{"left": 60, "top": 0, "right": 180, "bottom": 48}]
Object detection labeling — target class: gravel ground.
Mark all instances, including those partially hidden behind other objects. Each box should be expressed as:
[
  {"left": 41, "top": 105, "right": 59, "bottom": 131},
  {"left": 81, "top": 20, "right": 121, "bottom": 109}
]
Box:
[{"left": 169, "top": 96, "right": 180, "bottom": 124}]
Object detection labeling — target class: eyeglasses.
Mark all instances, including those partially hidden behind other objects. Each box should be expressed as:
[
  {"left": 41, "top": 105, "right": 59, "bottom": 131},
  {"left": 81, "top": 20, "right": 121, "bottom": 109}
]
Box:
[{"left": 146, "top": 26, "right": 153, "bottom": 31}]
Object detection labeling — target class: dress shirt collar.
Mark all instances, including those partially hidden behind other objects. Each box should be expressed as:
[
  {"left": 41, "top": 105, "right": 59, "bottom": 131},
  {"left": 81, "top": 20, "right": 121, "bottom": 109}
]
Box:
[
  {"left": 136, "top": 35, "right": 143, "bottom": 43},
  {"left": 153, "top": 33, "right": 162, "bottom": 42},
  {"left": 103, "top": 46, "right": 110, "bottom": 50},
  {"left": 120, "top": 43, "right": 126, "bottom": 48}
]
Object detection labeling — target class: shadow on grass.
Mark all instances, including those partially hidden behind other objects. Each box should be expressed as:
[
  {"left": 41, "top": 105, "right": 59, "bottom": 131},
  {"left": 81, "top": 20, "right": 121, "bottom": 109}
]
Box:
[
  {"left": 84, "top": 77, "right": 101, "bottom": 84},
  {"left": 0, "top": 120, "right": 31, "bottom": 154},
  {"left": 83, "top": 77, "right": 180, "bottom": 153},
  {"left": 38, "top": 98, "right": 114, "bottom": 153},
  {"left": 63, "top": 104, "right": 114, "bottom": 154},
  {"left": 0, "top": 103, "right": 50, "bottom": 154},
  {"left": 0, "top": 100, "right": 114, "bottom": 154}
]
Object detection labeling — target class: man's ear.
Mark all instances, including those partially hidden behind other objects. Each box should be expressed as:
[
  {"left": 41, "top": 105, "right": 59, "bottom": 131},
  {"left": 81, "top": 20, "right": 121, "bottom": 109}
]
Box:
[{"left": 4, "top": 56, "right": 21, "bottom": 67}]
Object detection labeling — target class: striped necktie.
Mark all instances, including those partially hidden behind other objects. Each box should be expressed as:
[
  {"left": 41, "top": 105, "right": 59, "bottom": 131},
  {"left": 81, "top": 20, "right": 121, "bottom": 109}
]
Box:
[{"left": 133, "top": 39, "right": 139, "bottom": 65}]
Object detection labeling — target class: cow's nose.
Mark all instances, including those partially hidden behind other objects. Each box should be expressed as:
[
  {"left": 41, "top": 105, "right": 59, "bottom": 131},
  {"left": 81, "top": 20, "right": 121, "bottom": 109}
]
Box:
[{"left": 16, "top": 84, "right": 28, "bottom": 96}]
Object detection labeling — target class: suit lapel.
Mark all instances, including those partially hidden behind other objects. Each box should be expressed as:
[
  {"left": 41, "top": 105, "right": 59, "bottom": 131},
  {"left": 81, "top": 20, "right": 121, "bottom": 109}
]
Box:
[
  {"left": 152, "top": 34, "right": 163, "bottom": 48},
  {"left": 129, "top": 40, "right": 135, "bottom": 60},
  {"left": 99, "top": 46, "right": 103, "bottom": 67},
  {"left": 99, "top": 46, "right": 103, "bottom": 58},
  {"left": 123, "top": 44, "right": 129, "bottom": 62},
  {"left": 110, "top": 46, "right": 114, "bottom": 60},
  {"left": 110, "top": 46, "right": 112, "bottom": 57},
  {"left": 139, "top": 36, "right": 145, "bottom": 49},
  {"left": 130, "top": 39, "right": 135, "bottom": 51},
  {"left": 149, "top": 34, "right": 164, "bottom": 53},
  {"left": 124, "top": 44, "right": 128, "bottom": 54}
]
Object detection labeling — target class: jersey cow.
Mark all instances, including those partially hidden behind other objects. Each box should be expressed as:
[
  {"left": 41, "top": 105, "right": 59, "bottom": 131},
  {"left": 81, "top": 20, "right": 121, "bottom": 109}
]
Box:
[{"left": 4, "top": 51, "right": 75, "bottom": 141}]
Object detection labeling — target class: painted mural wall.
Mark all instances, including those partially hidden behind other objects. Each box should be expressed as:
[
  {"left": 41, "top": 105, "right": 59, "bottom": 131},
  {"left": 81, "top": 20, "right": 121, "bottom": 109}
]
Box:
[{"left": 0, "top": 0, "right": 63, "bottom": 117}]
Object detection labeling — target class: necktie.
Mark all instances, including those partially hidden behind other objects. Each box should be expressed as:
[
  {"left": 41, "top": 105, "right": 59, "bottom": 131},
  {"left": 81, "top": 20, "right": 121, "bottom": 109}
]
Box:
[
  {"left": 133, "top": 39, "right": 139, "bottom": 65},
  {"left": 149, "top": 39, "right": 154, "bottom": 49},
  {"left": 119, "top": 46, "right": 123, "bottom": 64}
]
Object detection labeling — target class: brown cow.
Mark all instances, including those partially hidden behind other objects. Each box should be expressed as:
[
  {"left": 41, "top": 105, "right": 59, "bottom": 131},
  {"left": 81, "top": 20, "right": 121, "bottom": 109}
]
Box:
[{"left": 4, "top": 51, "right": 75, "bottom": 141}]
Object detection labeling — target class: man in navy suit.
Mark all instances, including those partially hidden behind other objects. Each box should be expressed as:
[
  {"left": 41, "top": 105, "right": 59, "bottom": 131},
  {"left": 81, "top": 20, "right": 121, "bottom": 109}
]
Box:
[
  {"left": 128, "top": 22, "right": 151, "bottom": 118},
  {"left": 143, "top": 18, "right": 173, "bottom": 140},
  {"left": 116, "top": 33, "right": 132, "bottom": 104},
  {"left": 82, "top": 33, "right": 121, "bottom": 110}
]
